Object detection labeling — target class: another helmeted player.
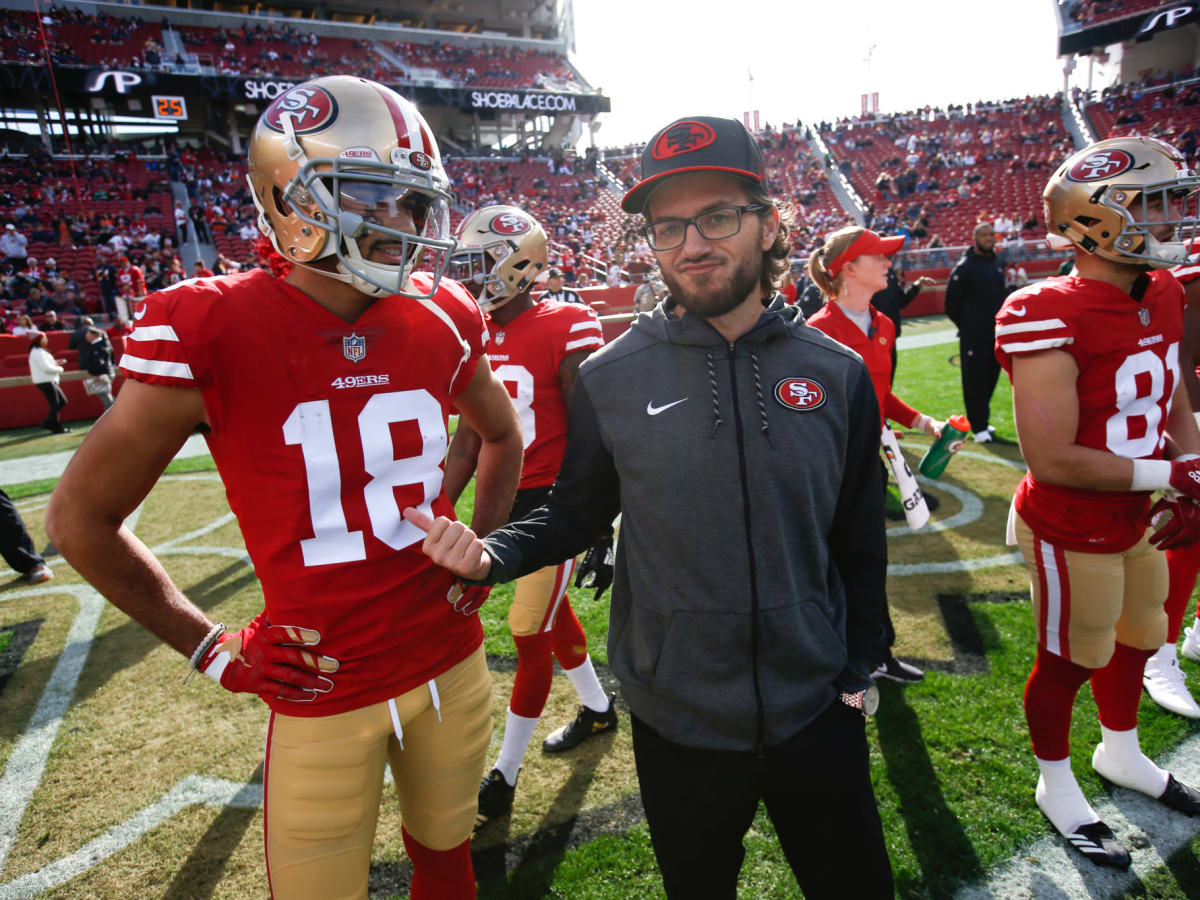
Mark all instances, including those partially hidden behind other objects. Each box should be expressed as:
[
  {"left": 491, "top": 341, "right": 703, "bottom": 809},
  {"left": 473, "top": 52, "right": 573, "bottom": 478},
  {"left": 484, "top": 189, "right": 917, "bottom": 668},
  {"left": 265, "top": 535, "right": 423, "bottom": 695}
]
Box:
[
  {"left": 46, "top": 76, "right": 524, "bottom": 900},
  {"left": 996, "top": 136, "right": 1200, "bottom": 868},
  {"left": 442, "top": 204, "right": 617, "bottom": 831}
]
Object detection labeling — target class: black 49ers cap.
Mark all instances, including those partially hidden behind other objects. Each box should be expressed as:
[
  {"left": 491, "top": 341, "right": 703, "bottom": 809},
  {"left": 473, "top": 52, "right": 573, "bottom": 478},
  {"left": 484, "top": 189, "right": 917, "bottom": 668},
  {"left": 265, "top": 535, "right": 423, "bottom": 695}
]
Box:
[{"left": 621, "top": 116, "right": 769, "bottom": 214}]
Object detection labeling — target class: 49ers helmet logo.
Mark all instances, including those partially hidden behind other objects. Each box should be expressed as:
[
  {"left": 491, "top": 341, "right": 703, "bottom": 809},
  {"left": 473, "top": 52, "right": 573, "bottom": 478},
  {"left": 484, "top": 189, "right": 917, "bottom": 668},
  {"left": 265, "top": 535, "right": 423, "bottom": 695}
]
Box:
[
  {"left": 775, "top": 377, "right": 826, "bottom": 411},
  {"left": 1066, "top": 149, "right": 1135, "bottom": 182},
  {"left": 409, "top": 151, "right": 433, "bottom": 171},
  {"left": 489, "top": 213, "right": 531, "bottom": 236},
  {"left": 263, "top": 86, "right": 339, "bottom": 135},
  {"left": 652, "top": 120, "right": 717, "bottom": 160}
]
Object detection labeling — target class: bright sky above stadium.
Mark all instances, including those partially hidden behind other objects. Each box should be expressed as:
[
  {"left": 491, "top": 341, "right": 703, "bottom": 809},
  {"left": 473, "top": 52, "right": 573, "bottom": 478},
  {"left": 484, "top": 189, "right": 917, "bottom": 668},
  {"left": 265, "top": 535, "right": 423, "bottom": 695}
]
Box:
[{"left": 573, "top": 0, "right": 1088, "bottom": 149}]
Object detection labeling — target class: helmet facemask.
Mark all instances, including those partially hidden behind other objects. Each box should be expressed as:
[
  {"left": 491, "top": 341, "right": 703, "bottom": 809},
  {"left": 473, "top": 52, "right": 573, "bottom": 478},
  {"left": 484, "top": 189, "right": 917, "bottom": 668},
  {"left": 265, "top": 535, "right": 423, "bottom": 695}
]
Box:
[
  {"left": 282, "top": 153, "right": 453, "bottom": 298},
  {"left": 1094, "top": 178, "right": 1200, "bottom": 269},
  {"left": 447, "top": 240, "right": 526, "bottom": 313}
]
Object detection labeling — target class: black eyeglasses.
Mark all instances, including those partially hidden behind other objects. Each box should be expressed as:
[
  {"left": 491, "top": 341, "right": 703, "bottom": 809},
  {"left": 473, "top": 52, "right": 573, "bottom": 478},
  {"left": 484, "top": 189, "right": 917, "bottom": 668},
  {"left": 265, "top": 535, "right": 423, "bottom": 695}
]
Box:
[{"left": 641, "top": 204, "right": 768, "bottom": 251}]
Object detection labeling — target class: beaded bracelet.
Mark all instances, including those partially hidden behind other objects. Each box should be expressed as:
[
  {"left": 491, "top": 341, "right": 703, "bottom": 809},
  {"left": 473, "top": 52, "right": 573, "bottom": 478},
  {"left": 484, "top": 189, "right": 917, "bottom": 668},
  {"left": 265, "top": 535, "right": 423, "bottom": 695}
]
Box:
[{"left": 182, "top": 622, "right": 225, "bottom": 684}]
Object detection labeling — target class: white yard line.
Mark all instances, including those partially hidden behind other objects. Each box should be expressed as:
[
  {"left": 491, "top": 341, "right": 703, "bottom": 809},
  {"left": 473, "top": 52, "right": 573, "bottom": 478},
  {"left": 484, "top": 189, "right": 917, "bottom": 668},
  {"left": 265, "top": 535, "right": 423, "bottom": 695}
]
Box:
[
  {"left": 896, "top": 328, "right": 958, "bottom": 350},
  {"left": 957, "top": 731, "right": 1200, "bottom": 899},
  {"left": 0, "top": 776, "right": 262, "bottom": 900},
  {"left": 0, "top": 585, "right": 105, "bottom": 876},
  {"left": 1, "top": 433, "right": 210, "bottom": 487}
]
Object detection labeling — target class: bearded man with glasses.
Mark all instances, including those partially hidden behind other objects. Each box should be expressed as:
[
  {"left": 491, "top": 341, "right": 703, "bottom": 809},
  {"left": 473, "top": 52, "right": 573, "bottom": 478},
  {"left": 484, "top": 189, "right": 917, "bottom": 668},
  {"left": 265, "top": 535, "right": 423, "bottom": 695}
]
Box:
[{"left": 405, "top": 115, "right": 894, "bottom": 898}]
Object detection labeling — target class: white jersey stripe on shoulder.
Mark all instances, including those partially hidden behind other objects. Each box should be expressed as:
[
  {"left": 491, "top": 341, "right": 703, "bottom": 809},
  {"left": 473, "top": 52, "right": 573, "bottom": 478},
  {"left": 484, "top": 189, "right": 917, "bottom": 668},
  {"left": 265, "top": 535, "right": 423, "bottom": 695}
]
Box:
[
  {"left": 565, "top": 336, "right": 604, "bottom": 352},
  {"left": 999, "top": 337, "right": 1074, "bottom": 353},
  {"left": 996, "top": 319, "right": 1067, "bottom": 336},
  {"left": 569, "top": 319, "right": 603, "bottom": 333},
  {"left": 128, "top": 325, "right": 181, "bottom": 342},
  {"left": 119, "top": 354, "right": 194, "bottom": 380}
]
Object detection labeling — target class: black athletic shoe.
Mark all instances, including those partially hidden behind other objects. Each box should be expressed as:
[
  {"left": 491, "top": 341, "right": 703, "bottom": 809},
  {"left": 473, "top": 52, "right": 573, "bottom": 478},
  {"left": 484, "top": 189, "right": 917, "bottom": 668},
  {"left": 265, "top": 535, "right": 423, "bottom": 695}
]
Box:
[
  {"left": 542, "top": 694, "right": 618, "bottom": 753},
  {"left": 1159, "top": 774, "right": 1200, "bottom": 816},
  {"left": 1062, "top": 821, "right": 1132, "bottom": 869},
  {"left": 871, "top": 653, "right": 924, "bottom": 683},
  {"left": 474, "top": 767, "right": 516, "bottom": 833}
]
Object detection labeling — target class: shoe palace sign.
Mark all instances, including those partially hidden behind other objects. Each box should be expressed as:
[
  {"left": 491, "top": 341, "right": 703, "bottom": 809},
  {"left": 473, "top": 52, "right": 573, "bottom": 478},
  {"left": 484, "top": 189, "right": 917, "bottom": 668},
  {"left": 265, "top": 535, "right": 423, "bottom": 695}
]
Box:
[{"left": 0, "top": 64, "right": 610, "bottom": 116}]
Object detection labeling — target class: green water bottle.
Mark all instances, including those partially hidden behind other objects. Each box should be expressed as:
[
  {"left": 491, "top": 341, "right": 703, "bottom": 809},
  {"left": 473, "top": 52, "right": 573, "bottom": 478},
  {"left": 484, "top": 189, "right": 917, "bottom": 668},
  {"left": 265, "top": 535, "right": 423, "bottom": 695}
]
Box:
[{"left": 918, "top": 414, "right": 970, "bottom": 479}]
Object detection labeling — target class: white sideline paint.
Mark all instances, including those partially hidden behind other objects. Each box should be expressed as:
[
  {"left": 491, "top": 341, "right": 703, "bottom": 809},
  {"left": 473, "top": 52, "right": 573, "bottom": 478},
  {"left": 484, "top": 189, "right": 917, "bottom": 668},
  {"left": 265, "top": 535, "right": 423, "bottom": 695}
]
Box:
[
  {"left": 956, "top": 730, "right": 1200, "bottom": 899},
  {"left": 0, "top": 585, "right": 105, "bottom": 875},
  {"left": 1, "top": 433, "right": 210, "bottom": 487},
  {"left": 0, "top": 776, "right": 262, "bottom": 900},
  {"left": 895, "top": 328, "right": 958, "bottom": 350},
  {"left": 889, "top": 552, "right": 1024, "bottom": 576}
]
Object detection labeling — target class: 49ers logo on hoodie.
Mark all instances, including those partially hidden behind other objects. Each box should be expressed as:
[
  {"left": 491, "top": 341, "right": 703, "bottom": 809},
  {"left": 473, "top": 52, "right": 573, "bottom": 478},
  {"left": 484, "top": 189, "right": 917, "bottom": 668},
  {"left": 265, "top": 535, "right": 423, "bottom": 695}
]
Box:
[{"left": 774, "top": 377, "right": 826, "bottom": 411}]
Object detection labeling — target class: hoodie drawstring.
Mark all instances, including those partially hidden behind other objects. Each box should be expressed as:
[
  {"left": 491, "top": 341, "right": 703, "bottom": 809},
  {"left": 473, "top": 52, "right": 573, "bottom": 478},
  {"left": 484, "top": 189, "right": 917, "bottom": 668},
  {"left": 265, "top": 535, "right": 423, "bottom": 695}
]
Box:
[
  {"left": 706, "top": 352, "right": 724, "bottom": 438},
  {"left": 749, "top": 350, "right": 773, "bottom": 447},
  {"left": 386, "top": 679, "right": 444, "bottom": 751}
]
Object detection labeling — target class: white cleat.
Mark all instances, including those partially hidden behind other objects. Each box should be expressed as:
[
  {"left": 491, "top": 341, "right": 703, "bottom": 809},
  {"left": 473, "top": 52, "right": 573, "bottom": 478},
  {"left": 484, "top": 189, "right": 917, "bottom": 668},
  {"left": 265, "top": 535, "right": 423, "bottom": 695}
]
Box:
[
  {"left": 1182, "top": 624, "right": 1200, "bottom": 663},
  {"left": 1143, "top": 648, "right": 1200, "bottom": 718}
]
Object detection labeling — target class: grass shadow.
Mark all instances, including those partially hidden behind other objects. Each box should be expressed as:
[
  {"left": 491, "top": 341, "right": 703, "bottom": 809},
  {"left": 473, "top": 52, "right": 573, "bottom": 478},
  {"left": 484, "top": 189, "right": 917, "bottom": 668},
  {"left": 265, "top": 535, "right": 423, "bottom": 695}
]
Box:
[{"left": 876, "top": 682, "right": 984, "bottom": 899}]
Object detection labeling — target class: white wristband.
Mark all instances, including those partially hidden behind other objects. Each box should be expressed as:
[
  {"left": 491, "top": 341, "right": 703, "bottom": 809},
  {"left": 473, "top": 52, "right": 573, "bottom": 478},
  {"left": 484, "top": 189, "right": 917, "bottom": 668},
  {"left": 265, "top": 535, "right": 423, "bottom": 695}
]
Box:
[
  {"left": 1131, "top": 458, "right": 1173, "bottom": 492},
  {"left": 913, "top": 414, "right": 930, "bottom": 432},
  {"left": 1194, "top": 411, "right": 1200, "bottom": 432}
]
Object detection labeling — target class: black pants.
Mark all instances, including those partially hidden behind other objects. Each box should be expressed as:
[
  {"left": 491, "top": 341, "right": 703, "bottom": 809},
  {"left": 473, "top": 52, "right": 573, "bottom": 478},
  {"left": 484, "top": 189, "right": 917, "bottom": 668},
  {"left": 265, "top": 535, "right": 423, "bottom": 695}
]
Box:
[
  {"left": 631, "top": 703, "right": 893, "bottom": 899},
  {"left": 0, "top": 488, "right": 43, "bottom": 576},
  {"left": 960, "top": 337, "right": 1001, "bottom": 434},
  {"left": 35, "top": 381, "right": 67, "bottom": 430}
]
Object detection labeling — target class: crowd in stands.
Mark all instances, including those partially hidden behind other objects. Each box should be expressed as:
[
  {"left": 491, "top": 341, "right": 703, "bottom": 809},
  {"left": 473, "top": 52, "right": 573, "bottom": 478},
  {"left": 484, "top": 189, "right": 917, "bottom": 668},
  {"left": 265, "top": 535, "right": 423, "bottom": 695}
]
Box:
[
  {"left": 0, "top": 6, "right": 162, "bottom": 69},
  {"left": 1062, "top": 0, "right": 1163, "bottom": 27},
  {"left": 384, "top": 40, "right": 581, "bottom": 90},
  {"left": 818, "top": 95, "right": 1068, "bottom": 250},
  {"left": 1084, "top": 68, "right": 1200, "bottom": 169},
  {"left": 177, "top": 23, "right": 389, "bottom": 81}
]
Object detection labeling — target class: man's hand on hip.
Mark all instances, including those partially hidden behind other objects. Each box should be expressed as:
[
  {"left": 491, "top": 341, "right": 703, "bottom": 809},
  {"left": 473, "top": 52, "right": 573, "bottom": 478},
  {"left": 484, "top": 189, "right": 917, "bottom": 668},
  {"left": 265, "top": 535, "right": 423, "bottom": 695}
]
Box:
[
  {"left": 402, "top": 507, "right": 493, "bottom": 581},
  {"left": 200, "top": 621, "right": 337, "bottom": 702}
]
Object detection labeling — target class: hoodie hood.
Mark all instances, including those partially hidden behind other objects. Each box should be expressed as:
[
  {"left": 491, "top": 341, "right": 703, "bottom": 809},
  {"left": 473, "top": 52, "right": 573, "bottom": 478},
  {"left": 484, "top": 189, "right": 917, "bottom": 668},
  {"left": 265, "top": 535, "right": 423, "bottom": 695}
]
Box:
[
  {"left": 628, "top": 292, "right": 797, "bottom": 442},
  {"left": 630, "top": 292, "right": 799, "bottom": 348}
]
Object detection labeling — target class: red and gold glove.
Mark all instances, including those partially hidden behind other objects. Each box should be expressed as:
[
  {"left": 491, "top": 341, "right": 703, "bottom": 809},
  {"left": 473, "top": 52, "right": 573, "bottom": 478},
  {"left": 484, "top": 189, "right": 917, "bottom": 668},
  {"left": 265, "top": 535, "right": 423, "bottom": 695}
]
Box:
[{"left": 199, "top": 620, "right": 337, "bottom": 702}]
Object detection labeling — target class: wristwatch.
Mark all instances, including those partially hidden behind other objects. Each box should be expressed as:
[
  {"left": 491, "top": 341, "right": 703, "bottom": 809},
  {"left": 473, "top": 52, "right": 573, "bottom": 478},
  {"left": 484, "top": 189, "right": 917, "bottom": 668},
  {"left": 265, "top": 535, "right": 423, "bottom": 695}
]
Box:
[{"left": 839, "top": 682, "right": 880, "bottom": 717}]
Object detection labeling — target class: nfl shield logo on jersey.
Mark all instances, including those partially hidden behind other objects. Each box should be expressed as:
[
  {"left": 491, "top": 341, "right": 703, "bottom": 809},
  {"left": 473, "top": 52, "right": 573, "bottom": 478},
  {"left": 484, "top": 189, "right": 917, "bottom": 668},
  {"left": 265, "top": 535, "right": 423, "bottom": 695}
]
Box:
[
  {"left": 494, "top": 331, "right": 506, "bottom": 346},
  {"left": 343, "top": 333, "right": 367, "bottom": 363},
  {"left": 1139, "top": 308, "right": 1151, "bottom": 327}
]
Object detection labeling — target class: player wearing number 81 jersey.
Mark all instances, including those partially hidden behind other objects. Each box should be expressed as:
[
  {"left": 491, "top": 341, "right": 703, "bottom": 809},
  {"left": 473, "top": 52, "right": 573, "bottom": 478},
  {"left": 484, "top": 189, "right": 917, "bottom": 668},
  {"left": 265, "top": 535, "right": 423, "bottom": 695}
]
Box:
[
  {"left": 995, "top": 136, "right": 1200, "bottom": 871},
  {"left": 46, "top": 76, "right": 525, "bottom": 900},
  {"left": 443, "top": 205, "right": 616, "bottom": 832}
]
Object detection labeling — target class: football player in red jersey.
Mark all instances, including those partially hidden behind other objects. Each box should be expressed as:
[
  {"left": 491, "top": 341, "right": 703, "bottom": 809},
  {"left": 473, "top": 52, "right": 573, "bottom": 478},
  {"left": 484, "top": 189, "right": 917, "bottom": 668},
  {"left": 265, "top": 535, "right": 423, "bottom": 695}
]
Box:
[
  {"left": 45, "top": 77, "right": 524, "bottom": 900},
  {"left": 1142, "top": 251, "right": 1200, "bottom": 717},
  {"left": 996, "top": 136, "right": 1200, "bottom": 868},
  {"left": 442, "top": 205, "right": 615, "bottom": 831}
]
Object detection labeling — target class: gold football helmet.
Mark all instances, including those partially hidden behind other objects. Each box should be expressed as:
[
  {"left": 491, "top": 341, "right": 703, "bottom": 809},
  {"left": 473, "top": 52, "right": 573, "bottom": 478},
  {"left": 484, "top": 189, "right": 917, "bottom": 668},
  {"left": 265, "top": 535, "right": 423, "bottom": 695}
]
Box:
[
  {"left": 448, "top": 205, "right": 548, "bottom": 313},
  {"left": 1043, "top": 136, "right": 1200, "bottom": 269},
  {"left": 247, "top": 75, "right": 454, "bottom": 299}
]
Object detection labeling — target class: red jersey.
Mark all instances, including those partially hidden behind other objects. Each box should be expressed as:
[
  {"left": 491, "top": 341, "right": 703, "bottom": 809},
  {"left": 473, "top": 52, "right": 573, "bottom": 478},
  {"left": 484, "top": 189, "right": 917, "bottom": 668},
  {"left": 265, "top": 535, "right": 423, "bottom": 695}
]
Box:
[
  {"left": 116, "top": 265, "right": 147, "bottom": 298},
  {"left": 118, "top": 268, "right": 488, "bottom": 716},
  {"left": 486, "top": 300, "right": 603, "bottom": 490},
  {"left": 996, "top": 272, "right": 1184, "bottom": 552},
  {"left": 805, "top": 301, "right": 919, "bottom": 429}
]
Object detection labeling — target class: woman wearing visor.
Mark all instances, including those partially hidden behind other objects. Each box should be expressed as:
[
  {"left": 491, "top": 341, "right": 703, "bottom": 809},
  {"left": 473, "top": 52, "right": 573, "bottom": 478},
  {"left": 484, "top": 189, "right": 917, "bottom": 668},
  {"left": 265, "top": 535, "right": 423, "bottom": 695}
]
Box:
[
  {"left": 806, "top": 227, "right": 950, "bottom": 684},
  {"left": 996, "top": 137, "right": 1200, "bottom": 869}
]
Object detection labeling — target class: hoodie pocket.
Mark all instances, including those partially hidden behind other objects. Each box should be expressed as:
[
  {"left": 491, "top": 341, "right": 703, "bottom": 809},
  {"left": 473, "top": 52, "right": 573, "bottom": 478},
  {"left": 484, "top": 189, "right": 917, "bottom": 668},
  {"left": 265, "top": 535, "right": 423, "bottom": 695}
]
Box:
[
  {"left": 649, "top": 609, "right": 755, "bottom": 736},
  {"left": 757, "top": 599, "right": 847, "bottom": 719}
]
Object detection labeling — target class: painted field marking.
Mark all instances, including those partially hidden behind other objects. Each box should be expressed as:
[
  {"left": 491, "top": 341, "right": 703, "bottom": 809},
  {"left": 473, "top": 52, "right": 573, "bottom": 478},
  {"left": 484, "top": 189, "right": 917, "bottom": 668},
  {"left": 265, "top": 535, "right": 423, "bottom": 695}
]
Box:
[{"left": 957, "top": 730, "right": 1200, "bottom": 900}]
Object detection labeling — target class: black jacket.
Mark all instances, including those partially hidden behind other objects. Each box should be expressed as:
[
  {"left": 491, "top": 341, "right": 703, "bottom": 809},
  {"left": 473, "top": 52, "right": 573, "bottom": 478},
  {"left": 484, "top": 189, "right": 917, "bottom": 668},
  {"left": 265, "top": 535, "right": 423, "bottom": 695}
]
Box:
[
  {"left": 80, "top": 337, "right": 114, "bottom": 377},
  {"left": 477, "top": 295, "right": 888, "bottom": 751},
  {"left": 944, "top": 247, "right": 1008, "bottom": 342},
  {"left": 871, "top": 269, "right": 922, "bottom": 337}
]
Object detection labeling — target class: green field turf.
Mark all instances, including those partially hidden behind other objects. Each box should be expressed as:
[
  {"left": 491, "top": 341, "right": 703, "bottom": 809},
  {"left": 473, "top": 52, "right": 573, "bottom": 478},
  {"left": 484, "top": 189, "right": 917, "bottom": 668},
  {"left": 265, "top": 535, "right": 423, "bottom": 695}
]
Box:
[{"left": 5, "top": 328, "right": 1200, "bottom": 899}]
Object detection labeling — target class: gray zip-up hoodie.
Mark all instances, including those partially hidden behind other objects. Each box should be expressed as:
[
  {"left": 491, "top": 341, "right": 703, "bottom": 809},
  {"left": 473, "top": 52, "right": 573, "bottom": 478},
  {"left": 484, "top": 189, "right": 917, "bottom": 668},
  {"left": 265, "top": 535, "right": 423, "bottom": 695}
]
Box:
[{"left": 479, "top": 294, "right": 889, "bottom": 751}]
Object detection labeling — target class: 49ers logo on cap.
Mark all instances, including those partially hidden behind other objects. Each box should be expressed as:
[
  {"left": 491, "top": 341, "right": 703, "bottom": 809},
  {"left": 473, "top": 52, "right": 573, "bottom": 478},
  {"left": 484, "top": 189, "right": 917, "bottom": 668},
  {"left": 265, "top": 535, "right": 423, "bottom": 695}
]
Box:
[
  {"left": 263, "top": 86, "right": 338, "bottom": 135},
  {"left": 1066, "top": 148, "right": 1135, "bottom": 182},
  {"left": 490, "top": 213, "right": 531, "bottom": 236},
  {"left": 652, "top": 120, "right": 717, "bottom": 160},
  {"left": 775, "top": 377, "right": 826, "bottom": 411}
]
